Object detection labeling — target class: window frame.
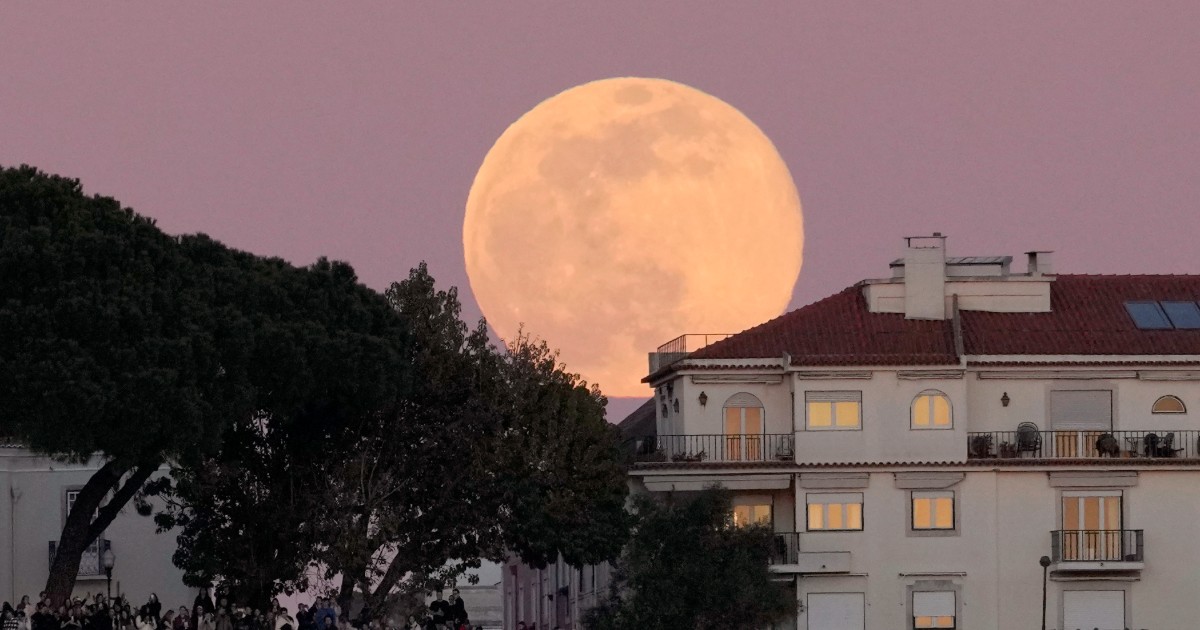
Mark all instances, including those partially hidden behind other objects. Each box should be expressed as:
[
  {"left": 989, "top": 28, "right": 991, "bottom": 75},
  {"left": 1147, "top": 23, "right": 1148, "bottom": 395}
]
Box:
[
  {"left": 912, "top": 590, "right": 957, "bottom": 629},
  {"left": 911, "top": 390, "right": 953, "bottom": 430},
  {"left": 806, "top": 492, "right": 864, "bottom": 532},
  {"left": 805, "top": 391, "right": 863, "bottom": 431},
  {"left": 1151, "top": 395, "right": 1187, "bottom": 414},
  {"left": 910, "top": 491, "right": 957, "bottom": 535}
]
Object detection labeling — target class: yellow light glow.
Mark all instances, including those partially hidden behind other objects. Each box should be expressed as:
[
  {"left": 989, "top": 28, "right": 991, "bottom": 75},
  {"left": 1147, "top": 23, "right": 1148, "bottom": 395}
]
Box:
[{"left": 463, "top": 77, "right": 804, "bottom": 396}]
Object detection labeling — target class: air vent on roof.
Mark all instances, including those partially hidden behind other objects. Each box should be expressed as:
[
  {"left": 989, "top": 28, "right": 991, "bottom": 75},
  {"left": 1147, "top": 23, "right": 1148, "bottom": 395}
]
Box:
[{"left": 1125, "top": 301, "right": 1200, "bottom": 329}]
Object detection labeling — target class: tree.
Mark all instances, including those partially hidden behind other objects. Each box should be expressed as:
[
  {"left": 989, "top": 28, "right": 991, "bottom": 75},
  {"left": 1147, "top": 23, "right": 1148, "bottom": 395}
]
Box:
[
  {"left": 152, "top": 240, "right": 411, "bottom": 606},
  {"left": 0, "top": 166, "right": 255, "bottom": 603},
  {"left": 159, "top": 262, "right": 631, "bottom": 614},
  {"left": 583, "top": 488, "right": 796, "bottom": 630}
]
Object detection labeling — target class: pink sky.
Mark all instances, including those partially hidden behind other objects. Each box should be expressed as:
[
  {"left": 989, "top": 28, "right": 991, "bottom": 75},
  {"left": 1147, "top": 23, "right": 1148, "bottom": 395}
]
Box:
[{"left": 4, "top": 3, "right": 1200, "bottom": 415}]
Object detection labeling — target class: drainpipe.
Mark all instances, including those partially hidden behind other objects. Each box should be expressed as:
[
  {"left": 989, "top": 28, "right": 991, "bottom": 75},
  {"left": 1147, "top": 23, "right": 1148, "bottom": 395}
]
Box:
[{"left": 9, "top": 475, "right": 17, "bottom": 604}]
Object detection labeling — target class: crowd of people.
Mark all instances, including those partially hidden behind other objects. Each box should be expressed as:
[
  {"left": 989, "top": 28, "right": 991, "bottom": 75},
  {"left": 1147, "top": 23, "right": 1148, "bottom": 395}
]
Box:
[{"left": 0, "top": 588, "right": 480, "bottom": 630}]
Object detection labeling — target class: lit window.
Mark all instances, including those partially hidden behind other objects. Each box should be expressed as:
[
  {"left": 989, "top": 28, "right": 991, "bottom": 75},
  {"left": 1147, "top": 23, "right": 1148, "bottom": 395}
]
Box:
[
  {"left": 806, "top": 392, "right": 862, "bottom": 430},
  {"left": 724, "top": 393, "right": 765, "bottom": 461},
  {"left": 912, "top": 391, "right": 952, "bottom": 429},
  {"left": 912, "top": 491, "right": 954, "bottom": 530},
  {"left": 1152, "top": 395, "right": 1186, "bottom": 414},
  {"left": 731, "top": 503, "right": 772, "bottom": 528},
  {"left": 913, "top": 591, "right": 955, "bottom": 629},
  {"left": 806, "top": 493, "right": 863, "bottom": 531}
]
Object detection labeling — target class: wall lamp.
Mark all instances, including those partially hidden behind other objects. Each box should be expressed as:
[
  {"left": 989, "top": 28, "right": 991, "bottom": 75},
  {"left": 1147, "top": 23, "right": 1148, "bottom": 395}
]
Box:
[
  {"left": 698, "top": 391, "right": 708, "bottom": 407},
  {"left": 1001, "top": 392, "right": 1011, "bottom": 407}
]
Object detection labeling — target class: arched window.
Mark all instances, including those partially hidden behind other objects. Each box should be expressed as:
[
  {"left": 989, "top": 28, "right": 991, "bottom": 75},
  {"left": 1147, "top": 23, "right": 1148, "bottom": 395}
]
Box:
[
  {"left": 724, "top": 393, "right": 764, "bottom": 461},
  {"left": 1152, "top": 395, "right": 1186, "bottom": 414},
  {"left": 912, "top": 390, "right": 953, "bottom": 429}
]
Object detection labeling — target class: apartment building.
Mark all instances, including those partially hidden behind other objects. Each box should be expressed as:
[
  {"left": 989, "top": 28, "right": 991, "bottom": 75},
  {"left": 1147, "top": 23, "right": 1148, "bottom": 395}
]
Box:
[
  {"left": 0, "top": 446, "right": 191, "bottom": 605},
  {"left": 628, "top": 234, "right": 1200, "bottom": 630}
]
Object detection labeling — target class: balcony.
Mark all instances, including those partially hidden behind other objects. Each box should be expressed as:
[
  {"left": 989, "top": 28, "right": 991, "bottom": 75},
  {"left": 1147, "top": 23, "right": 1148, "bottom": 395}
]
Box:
[
  {"left": 967, "top": 429, "right": 1200, "bottom": 460},
  {"left": 632, "top": 434, "right": 795, "bottom": 464},
  {"left": 1050, "top": 529, "right": 1143, "bottom": 571},
  {"left": 48, "top": 538, "right": 110, "bottom": 578},
  {"left": 648, "top": 333, "right": 732, "bottom": 373},
  {"left": 769, "top": 532, "right": 850, "bottom": 574}
]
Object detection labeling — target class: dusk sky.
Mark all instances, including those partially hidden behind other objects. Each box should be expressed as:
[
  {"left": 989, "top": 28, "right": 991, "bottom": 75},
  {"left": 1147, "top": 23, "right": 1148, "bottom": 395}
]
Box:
[{"left": 4, "top": 3, "right": 1200, "bottom": 413}]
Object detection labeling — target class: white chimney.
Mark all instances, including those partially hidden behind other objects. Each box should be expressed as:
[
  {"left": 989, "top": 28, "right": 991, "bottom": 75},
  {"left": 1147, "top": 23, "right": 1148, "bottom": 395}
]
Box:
[
  {"left": 1026, "top": 251, "right": 1055, "bottom": 276},
  {"left": 904, "top": 233, "right": 947, "bottom": 320}
]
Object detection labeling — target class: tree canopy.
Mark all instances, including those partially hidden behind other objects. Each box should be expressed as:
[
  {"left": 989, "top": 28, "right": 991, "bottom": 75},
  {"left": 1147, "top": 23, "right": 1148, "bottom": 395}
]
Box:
[{"left": 584, "top": 488, "right": 796, "bottom": 630}]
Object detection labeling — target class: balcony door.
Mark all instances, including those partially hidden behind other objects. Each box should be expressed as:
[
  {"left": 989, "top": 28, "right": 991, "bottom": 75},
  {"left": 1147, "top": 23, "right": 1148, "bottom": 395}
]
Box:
[
  {"left": 724, "top": 393, "right": 764, "bottom": 461},
  {"left": 1061, "top": 492, "right": 1122, "bottom": 561},
  {"left": 1050, "top": 390, "right": 1112, "bottom": 457}
]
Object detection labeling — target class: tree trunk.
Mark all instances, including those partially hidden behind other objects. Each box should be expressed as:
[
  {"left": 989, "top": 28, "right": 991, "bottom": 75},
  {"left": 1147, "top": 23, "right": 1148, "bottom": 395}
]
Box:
[
  {"left": 45, "top": 459, "right": 160, "bottom": 606},
  {"left": 366, "top": 554, "right": 416, "bottom": 614}
]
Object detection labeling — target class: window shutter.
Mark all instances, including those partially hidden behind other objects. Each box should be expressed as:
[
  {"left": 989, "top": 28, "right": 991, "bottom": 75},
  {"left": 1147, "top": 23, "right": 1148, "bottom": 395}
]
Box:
[
  {"left": 1050, "top": 390, "right": 1112, "bottom": 430},
  {"left": 806, "top": 391, "right": 863, "bottom": 403},
  {"left": 724, "top": 392, "right": 764, "bottom": 408},
  {"left": 913, "top": 591, "right": 955, "bottom": 617}
]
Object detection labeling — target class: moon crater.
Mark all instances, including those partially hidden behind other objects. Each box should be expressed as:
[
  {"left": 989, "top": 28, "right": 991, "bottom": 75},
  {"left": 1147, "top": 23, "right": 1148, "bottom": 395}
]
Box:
[{"left": 464, "top": 77, "right": 803, "bottom": 396}]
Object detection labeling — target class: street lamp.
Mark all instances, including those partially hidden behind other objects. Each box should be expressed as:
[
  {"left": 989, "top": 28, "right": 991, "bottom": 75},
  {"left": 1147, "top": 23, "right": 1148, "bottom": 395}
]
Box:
[
  {"left": 1039, "top": 555, "right": 1051, "bottom": 630},
  {"left": 102, "top": 547, "right": 116, "bottom": 600}
]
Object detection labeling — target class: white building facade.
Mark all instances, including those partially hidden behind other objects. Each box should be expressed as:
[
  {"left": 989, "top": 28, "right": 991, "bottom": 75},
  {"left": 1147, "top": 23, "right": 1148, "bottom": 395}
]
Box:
[
  {"left": 0, "top": 446, "right": 192, "bottom": 606},
  {"left": 629, "top": 234, "right": 1200, "bottom": 630}
]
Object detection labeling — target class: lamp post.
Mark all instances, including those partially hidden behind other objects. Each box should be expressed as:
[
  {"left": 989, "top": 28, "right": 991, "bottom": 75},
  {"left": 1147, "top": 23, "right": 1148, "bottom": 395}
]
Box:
[
  {"left": 1039, "top": 555, "right": 1051, "bottom": 630},
  {"left": 102, "top": 547, "right": 116, "bottom": 600}
]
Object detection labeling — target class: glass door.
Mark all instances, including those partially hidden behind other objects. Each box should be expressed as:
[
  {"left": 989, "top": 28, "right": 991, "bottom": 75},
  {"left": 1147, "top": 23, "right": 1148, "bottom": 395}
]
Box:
[
  {"left": 724, "top": 406, "right": 763, "bottom": 460},
  {"left": 1062, "top": 493, "right": 1122, "bottom": 560}
]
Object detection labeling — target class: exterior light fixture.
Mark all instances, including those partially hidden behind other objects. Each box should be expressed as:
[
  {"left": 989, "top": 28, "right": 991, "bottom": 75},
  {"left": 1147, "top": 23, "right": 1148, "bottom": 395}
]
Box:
[
  {"left": 673, "top": 399, "right": 680, "bottom": 413},
  {"left": 1001, "top": 392, "right": 1010, "bottom": 407},
  {"left": 101, "top": 547, "right": 116, "bottom": 599},
  {"left": 699, "top": 391, "right": 708, "bottom": 407},
  {"left": 1039, "top": 555, "right": 1051, "bottom": 630}
]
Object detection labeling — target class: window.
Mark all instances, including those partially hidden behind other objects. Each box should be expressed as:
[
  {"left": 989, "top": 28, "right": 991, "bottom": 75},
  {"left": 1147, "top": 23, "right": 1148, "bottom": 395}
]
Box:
[
  {"left": 913, "top": 591, "right": 955, "bottom": 629},
  {"left": 808, "top": 593, "right": 864, "bottom": 630},
  {"left": 1152, "top": 395, "right": 1186, "bottom": 414},
  {"left": 1125, "top": 301, "right": 1172, "bottom": 329},
  {"left": 806, "top": 391, "right": 862, "bottom": 430},
  {"left": 912, "top": 492, "right": 954, "bottom": 530},
  {"left": 731, "top": 503, "right": 772, "bottom": 527},
  {"left": 724, "top": 393, "right": 765, "bottom": 460},
  {"left": 1162, "top": 301, "right": 1200, "bottom": 329},
  {"left": 911, "top": 391, "right": 952, "bottom": 429},
  {"left": 807, "top": 493, "right": 863, "bottom": 531}
]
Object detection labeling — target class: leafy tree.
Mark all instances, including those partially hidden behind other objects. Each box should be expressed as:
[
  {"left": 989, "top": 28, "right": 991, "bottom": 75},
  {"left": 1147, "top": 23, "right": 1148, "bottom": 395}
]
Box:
[
  {"left": 584, "top": 488, "right": 796, "bottom": 630},
  {"left": 153, "top": 240, "right": 411, "bottom": 606},
  {"left": 159, "top": 263, "right": 630, "bottom": 614},
  {"left": 0, "top": 166, "right": 255, "bottom": 603}
]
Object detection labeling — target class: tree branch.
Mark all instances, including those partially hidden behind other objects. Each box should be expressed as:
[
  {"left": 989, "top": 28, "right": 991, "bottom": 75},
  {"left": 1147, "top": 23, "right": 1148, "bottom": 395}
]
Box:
[{"left": 88, "top": 460, "right": 161, "bottom": 541}]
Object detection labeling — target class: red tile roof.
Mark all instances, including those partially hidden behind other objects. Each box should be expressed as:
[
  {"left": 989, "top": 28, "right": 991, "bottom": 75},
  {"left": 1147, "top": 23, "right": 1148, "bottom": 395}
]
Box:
[
  {"left": 685, "top": 285, "right": 957, "bottom": 365},
  {"left": 962, "top": 275, "right": 1200, "bottom": 356},
  {"left": 664, "top": 275, "right": 1200, "bottom": 374}
]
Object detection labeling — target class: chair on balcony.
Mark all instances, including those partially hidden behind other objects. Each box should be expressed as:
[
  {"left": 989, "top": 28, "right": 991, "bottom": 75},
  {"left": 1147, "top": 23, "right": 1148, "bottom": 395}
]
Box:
[
  {"left": 1094, "top": 433, "right": 1120, "bottom": 457},
  {"left": 1161, "top": 432, "right": 1184, "bottom": 458},
  {"left": 1144, "top": 433, "right": 1161, "bottom": 457},
  {"left": 1016, "top": 422, "right": 1041, "bottom": 454}
]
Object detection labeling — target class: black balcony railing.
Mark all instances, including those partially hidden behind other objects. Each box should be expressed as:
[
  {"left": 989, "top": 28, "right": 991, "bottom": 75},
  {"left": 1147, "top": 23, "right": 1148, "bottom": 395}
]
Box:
[
  {"left": 655, "top": 334, "right": 733, "bottom": 355},
  {"left": 769, "top": 532, "right": 800, "bottom": 565},
  {"left": 631, "top": 434, "right": 795, "bottom": 464},
  {"left": 967, "top": 429, "right": 1200, "bottom": 459},
  {"left": 48, "top": 538, "right": 109, "bottom": 577},
  {"left": 1051, "top": 529, "right": 1143, "bottom": 563}
]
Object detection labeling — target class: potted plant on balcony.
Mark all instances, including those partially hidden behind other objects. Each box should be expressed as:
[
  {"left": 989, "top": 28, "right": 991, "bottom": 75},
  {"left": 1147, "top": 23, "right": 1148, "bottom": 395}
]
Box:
[
  {"left": 998, "top": 441, "right": 1017, "bottom": 458},
  {"left": 642, "top": 448, "right": 667, "bottom": 462}
]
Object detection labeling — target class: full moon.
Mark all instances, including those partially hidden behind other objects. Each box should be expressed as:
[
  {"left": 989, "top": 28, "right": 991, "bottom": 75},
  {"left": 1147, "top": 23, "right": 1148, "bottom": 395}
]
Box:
[{"left": 464, "top": 77, "right": 803, "bottom": 396}]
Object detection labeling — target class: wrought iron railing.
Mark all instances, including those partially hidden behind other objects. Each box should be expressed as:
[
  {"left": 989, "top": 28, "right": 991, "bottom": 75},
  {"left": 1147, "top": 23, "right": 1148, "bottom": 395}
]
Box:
[
  {"left": 967, "top": 429, "right": 1200, "bottom": 459},
  {"left": 632, "top": 434, "right": 795, "bottom": 463},
  {"left": 48, "top": 538, "right": 109, "bottom": 577},
  {"left": 1051, "top": 529, "right": 1143, "bottom": 563},
  {"left": 770, "top": 532, "right": 800, "bottom": 565},
  {"left": 655, "top": 333, "right": 733, "bottom": 355}
]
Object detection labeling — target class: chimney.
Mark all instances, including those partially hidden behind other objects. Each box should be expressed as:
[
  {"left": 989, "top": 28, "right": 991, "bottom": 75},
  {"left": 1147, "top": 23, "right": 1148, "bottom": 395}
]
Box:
[
  {"left": 904, "top": 233, "right": 947, "bottom": 320},
  {"left": 1026, "top": 251, "right": 1055, "bottom": 276}
]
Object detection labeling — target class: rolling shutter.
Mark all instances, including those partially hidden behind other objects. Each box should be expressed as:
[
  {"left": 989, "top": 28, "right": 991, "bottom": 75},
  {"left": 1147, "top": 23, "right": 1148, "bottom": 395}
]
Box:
[
  {"left": 807, "top": 593, "right": 864, "bottom": 630},
  {"left": 1050, "top": 390, "right": 1112, "bottom": 430},
  {"left": 1063, "top": 590, "right": 1124, "bottom": 630}
]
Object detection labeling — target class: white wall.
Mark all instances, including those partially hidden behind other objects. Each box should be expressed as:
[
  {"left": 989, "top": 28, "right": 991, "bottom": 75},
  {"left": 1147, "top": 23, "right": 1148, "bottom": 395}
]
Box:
[{"left": 0, "top": 450, "right": 192, "bottom": 607}]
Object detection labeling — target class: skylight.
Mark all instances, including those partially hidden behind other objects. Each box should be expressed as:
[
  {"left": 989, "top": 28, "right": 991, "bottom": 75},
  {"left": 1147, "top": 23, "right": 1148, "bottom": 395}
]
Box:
[
  {"left": 1125, "top": 301, "right": 1172, "bottom": 329},
  {"left": 1162, "top": 301, "right": 1200, "bottom": 329}
]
